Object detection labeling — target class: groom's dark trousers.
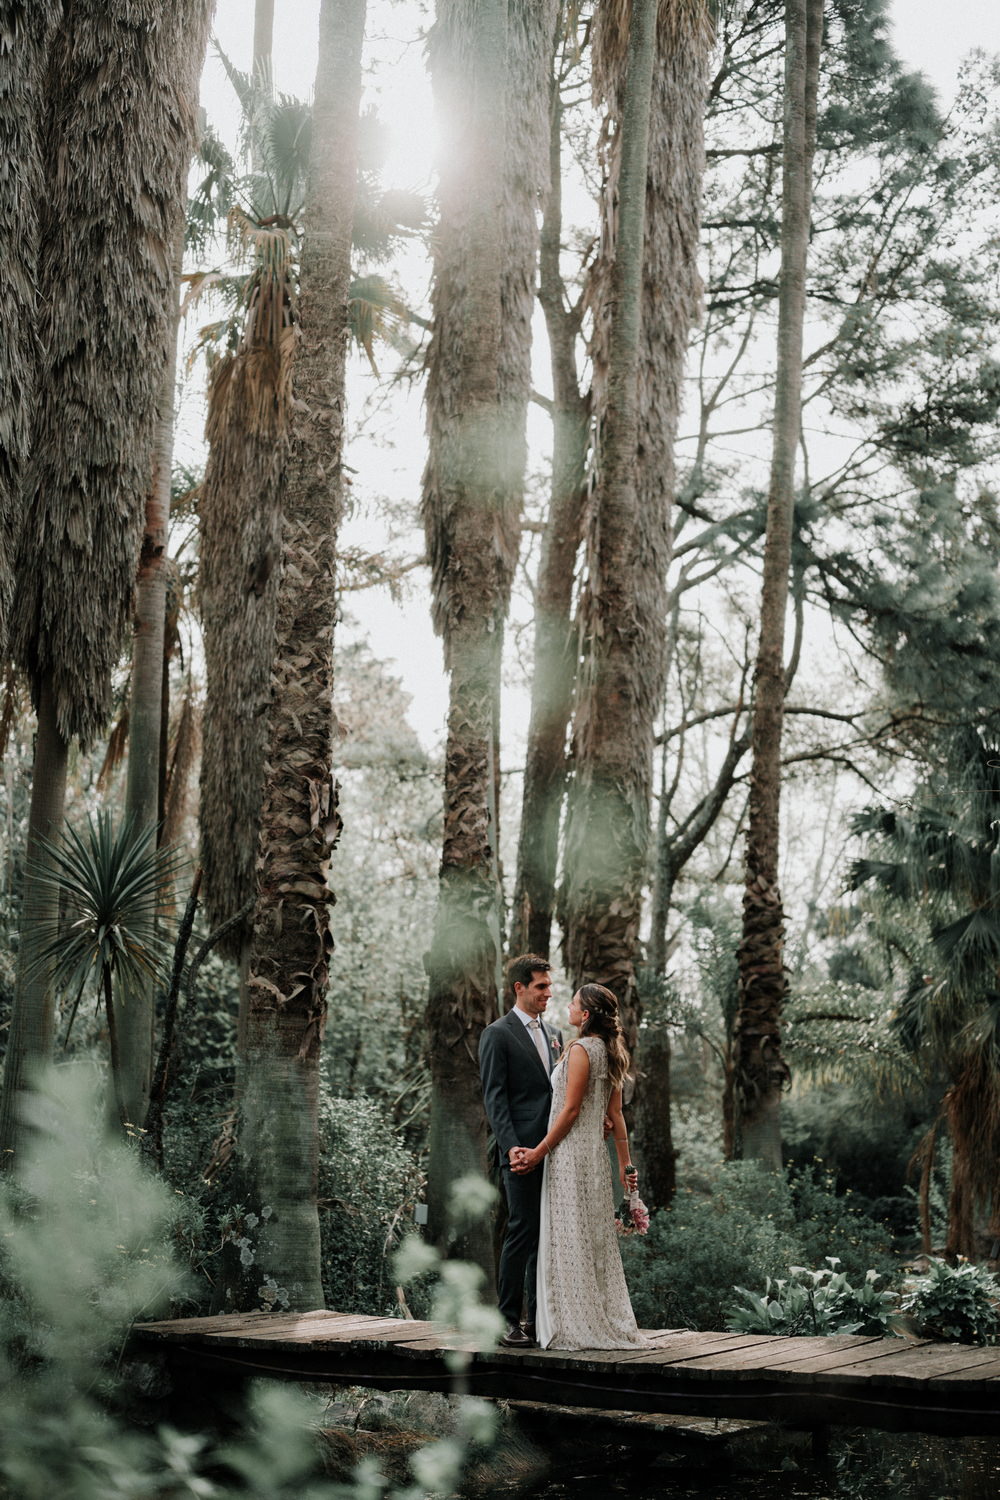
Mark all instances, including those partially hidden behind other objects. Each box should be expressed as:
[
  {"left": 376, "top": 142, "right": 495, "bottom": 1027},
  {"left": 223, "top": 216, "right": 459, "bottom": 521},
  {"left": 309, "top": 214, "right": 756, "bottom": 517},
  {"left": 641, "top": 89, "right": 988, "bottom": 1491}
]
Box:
[{"left": 479, "top": 1007, "right": 559, "bottom": 1327}]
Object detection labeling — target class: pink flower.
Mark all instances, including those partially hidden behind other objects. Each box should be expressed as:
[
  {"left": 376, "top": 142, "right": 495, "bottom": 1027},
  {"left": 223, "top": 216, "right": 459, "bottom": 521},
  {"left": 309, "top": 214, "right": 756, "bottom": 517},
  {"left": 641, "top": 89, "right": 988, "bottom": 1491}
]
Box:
[
  {"left": 629, "top": 1193, "right": 650, "bottom": 1234},
  {"left": 614, "top": 1192, "right": 650, "bottom": 1235}
]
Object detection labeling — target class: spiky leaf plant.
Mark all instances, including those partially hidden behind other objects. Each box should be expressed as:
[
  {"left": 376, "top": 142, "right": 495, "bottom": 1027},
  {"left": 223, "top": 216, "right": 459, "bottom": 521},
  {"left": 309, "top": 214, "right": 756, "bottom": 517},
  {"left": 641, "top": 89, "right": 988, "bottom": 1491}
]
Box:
[{"left": 28, "top": 813, "right": 185, "bottom": 1128}]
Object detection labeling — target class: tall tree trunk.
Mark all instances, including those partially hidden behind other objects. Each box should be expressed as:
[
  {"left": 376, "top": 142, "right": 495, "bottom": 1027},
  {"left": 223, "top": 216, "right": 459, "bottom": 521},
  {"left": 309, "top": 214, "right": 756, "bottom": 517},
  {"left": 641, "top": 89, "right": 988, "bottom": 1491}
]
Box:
[
  {"left": 635, "top": 746, "right": 679, "bottom": 1207},
  {"left": 423, "top": 0, "right": 548, "bottom": 1268},
  {"left": 198, "top": 248, "right": 292, "bottom": 967},
  {"left": 253, "top": 0, "right": 275, "bottom": 81},
  {"left": 1, "top": 0, "right": 212, "bottom": 1162},
  {"left": 729, "top": 0, "right": 822, "bottom": 1168},
  {"left": 238, "top": 0, "right": 365, "bottom": 1312},
  {"left": 560, "top": 0, "right": 659, "bottom": 1052},
  {"left": 0, "top": 679, "right": 67, "bottom": 1161},
  {"left": 627, "top": 2, "right": 712, "bottom": 1199},
  {"left": 510, "top": 80, "right": 589, "bottom": 960},
  {"left": 120, "top": 237, "right": 185, "bottom": 1132},
  {"left": 494, "top": 0, "right": 560, "bottom": 931},
  {"left": 0, "top": 2, "right": 59, "bottom": 656}
]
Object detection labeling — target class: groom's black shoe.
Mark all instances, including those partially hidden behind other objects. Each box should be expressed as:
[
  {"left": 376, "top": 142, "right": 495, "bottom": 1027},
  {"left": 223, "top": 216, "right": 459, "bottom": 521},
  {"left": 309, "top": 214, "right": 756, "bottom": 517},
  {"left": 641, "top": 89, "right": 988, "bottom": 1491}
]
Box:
[
  {"left": 521, "top": 1322, "right": 537, "bottom": 1344},
  {"left": 500, "top": 1323, "right": 535, "bottom": 1348}
]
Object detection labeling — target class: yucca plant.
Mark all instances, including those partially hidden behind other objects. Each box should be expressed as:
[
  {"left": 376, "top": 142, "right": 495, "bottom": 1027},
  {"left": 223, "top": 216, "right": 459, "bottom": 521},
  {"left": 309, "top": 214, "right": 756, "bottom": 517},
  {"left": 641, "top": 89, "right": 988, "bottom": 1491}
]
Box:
[{"left": 27, "top": 812, "right": 186, "bottom": 1132}]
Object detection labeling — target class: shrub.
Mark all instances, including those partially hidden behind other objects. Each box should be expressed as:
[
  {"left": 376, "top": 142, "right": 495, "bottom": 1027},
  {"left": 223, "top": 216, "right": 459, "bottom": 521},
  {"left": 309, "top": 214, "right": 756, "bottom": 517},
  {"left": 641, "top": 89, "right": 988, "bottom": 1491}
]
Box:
[
  {"left": 726, "top": 1260, "right": 899, "bottom": 1337},
  {"left": 319, "top": 1092, "right": 422, "bottom": 1315},
  {"left": 789, "top": 1164, "right": 894, "bottom": 1278},
  {"left": 901, "top": 1258, "right": 1000, "bottom": 1345},
  {"left": 623, "top": 1159, "right": 893, "bottom": 1332},
  {"left": 623, "top": 1162, "right": 802, "bottom": 1330}
]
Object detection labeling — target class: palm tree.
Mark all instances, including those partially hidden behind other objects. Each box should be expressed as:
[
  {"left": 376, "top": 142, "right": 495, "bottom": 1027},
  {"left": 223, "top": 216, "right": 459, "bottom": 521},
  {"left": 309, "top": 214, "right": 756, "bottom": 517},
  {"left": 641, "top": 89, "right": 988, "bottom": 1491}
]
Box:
[
  {"left": 198, "top": 214, "right": 296, "bottom": 993},
  {"left": 421, "top": 0, "right": 556, "bottom": 1267},
  {"left": 0, "top": 3, "right": 59, "bottom": 656},
  {"left": 196, "top": 70, "right": 424, "bottom": 986},
  {"left": 850, "top": 733, "right": 1000, "bottom": 1257},
  {"left": 0, "top": 0, "right": 213, "bottom": 1163},
  {"left": 729, "top": 0, "right": 822, "bottom": 1169},
  {"left": 238, "top": 0, "right": 366, "bottom": 1311}
]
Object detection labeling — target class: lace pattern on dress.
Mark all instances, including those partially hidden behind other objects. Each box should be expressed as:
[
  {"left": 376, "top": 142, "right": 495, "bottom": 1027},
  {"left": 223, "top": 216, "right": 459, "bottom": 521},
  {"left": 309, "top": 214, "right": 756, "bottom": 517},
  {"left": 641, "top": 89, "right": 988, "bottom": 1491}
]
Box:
[{"left": 535, "top": 1035, "right": 647, "bottom": 1350}]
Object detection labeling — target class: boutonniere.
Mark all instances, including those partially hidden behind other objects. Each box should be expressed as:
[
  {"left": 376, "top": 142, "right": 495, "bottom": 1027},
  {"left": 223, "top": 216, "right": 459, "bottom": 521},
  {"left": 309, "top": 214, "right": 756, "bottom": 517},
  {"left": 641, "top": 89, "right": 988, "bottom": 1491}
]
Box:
[{"left": 550, "top": 1035, "right": 562, "bottom": 1059}]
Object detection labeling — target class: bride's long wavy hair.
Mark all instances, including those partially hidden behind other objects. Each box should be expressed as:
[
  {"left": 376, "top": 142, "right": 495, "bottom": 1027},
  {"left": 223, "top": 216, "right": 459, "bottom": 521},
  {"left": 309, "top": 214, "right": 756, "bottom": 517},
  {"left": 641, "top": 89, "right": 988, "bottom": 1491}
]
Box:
[{"left": 576, "top": 983, "right": 630, "bottom": 1092}]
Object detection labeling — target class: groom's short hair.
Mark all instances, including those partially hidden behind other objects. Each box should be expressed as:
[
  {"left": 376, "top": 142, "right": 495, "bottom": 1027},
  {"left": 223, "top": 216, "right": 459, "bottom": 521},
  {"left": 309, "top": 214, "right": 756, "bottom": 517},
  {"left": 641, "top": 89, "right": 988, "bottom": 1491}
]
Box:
[{"left": 506, "top": 953, "right": 551, "bottom": 994}]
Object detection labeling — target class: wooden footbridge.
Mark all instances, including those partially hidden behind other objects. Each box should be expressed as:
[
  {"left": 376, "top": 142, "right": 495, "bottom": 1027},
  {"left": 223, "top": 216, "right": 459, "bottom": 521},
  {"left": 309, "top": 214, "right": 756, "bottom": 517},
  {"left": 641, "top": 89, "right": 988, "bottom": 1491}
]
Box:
[{"left": 132, "top": 1309, "right": 1000, "bottom": 1437}]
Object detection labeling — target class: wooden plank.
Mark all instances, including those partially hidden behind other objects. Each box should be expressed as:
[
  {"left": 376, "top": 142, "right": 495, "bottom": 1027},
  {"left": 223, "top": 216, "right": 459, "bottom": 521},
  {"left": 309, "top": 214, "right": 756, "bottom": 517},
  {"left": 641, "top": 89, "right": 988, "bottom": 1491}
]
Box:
[
  {"left": 712, "top": 1336, "right": 890, "bottom": 1373},
  {"left": 492, "top": 1334, "right": 798, "bottom": 1372},
  {"left": 648, "top": 1334, "right": 878, "bottom": 1374},
  {"left": 934, "top": 1360, "right": 1000, "bottom": 1382},
  {"left": 200, "top": 1317, "right": 395, "bottom": 1339},
  {"left": 651, "top": 1333, "right": 831, "bottom": 1364},
  {"left": 137, "top": 1311, "right": 313, "bottom": 1336},
  {"left": 159, "top": 1316, "right": 440, "bottom": 1349},
  {"left": 821, "top": 1343, "right": 1000, "bottom": 1383},
  {"left": 745, "top": 1339, "right": 930, "bottom": 1377}
]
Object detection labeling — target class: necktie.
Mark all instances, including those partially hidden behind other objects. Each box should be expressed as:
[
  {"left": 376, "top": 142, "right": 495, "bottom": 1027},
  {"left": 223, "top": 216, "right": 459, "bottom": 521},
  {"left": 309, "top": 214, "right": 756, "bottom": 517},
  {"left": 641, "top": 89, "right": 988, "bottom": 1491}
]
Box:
[{"left": 528, "top": 1018, "right": 549, "bottom": 1072}]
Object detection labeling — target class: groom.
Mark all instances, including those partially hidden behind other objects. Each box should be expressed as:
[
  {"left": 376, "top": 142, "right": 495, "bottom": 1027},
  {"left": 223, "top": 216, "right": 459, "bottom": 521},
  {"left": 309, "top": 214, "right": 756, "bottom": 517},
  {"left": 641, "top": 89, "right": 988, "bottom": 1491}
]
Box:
[{"left": 479, "top": 953, "right": 561, "bottom": 1348}]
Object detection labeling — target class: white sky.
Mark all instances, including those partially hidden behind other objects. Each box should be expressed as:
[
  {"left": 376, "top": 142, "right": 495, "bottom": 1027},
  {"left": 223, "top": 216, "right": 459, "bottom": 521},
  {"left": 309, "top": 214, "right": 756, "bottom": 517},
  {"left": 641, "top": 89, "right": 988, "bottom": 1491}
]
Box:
[{"left": 195, "top": 0, "right": 1000, "bottom": 755}]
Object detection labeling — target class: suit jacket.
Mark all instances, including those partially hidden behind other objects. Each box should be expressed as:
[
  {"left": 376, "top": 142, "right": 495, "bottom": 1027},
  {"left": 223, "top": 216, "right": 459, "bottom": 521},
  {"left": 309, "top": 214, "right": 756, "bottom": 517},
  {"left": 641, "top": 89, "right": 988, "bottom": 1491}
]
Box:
[{"left": 479, "top": 1007, "right": 561, "bottom": 1162}]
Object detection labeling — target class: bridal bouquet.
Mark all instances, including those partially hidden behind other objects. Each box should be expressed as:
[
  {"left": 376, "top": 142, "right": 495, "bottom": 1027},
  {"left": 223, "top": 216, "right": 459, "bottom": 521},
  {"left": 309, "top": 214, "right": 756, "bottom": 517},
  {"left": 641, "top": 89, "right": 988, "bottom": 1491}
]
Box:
[{"left": 615, "top": 1190, "right": 650, "bottom": 1236}]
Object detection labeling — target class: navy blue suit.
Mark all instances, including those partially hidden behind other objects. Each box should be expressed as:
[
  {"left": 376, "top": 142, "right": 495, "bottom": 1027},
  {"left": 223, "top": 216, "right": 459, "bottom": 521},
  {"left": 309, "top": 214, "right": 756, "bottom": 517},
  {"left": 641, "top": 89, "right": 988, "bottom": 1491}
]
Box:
[{"left": 479, "top": 1007, "right": 560, "bottom": 1326}]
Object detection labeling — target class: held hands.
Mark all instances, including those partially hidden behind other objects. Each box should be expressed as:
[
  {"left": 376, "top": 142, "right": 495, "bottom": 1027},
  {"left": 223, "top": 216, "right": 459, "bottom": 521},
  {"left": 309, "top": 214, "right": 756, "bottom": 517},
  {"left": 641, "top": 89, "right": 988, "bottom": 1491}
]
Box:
[{"left": 510, "top": 1145, "right": 545, "bottom": 1174}]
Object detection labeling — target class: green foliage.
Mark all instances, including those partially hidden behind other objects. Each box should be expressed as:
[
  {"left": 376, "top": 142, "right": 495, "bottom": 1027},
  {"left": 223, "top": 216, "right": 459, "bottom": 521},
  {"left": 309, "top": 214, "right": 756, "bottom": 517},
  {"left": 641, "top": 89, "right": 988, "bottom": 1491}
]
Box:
[
  {"left": 783, "top": 1084, "right": 943, "bottom": 1244},
  {"left": 0, "top": 1065, "right": 502, "bottom": 1497},
  {"left": 30, "top": 811, "right": 185, "bottom": 1028},
  {"left": 901, "top": 1258, "right": 1000, "bottom": 1345},
  {"left": 319, "top": 1093, "right": 422, "bottom": 1315},
  {"left": 788, "top": 1164, "right": 894, "bottom": 1278},
  {"left": 726, "top": 1260, "right": 899, "bottom": 1338},
  {"left": 622, "top": 1163, "right": 802, "bottom": 1332},
  {"left": 622, "top": 1161, "right": 891, "bottom": 1332}
]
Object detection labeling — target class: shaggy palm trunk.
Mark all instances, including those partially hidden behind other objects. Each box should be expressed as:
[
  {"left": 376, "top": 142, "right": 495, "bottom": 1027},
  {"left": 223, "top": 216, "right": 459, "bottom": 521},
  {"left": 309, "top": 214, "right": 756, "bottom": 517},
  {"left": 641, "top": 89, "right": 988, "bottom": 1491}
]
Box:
[
  {"left": 0, "top": 681, "right": 67, "bottom": 1161},
  {"left": 510, "top": 85, "right": 589, "bottom": 959},
  {"left": 560, "top": 0, "right": 658, "bottom": 1052},
  {"left": 730, "top": 0, "right": 822, "bottom": 1168},
  {"left": 120, "top": 241, "right": 185, "bottom": 1132},
  {"left": 422, "top": 0, "right": 552, "bottom": 1268},
  {"left": 944, "top": 1056, "right": 1000, "bottom": 1260},
  {"left": 238, "top": 0, "right": 365, "bottom": 1311},
  {"left": 0, "top": 2, "right": 58, "bottom": 654},
  {"left": 198, "top": 262, "right": 292, "bottom": 969},
  {"left": 1, "top": 0, "right": 212, "bottom": 1163}
]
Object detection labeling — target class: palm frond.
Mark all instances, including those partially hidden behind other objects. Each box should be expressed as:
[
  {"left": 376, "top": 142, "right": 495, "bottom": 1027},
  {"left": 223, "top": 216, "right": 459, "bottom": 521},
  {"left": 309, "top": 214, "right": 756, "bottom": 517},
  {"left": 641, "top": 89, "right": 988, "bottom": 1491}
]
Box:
[
  {"left": 348, "top": 274, "right": 412, "bottom": 375},
  {"left": 186, "top": 122, "right": 237, "bottom": 254},
  {"left": 932, "top": 906, "right": 1000, "bottom": 987}
]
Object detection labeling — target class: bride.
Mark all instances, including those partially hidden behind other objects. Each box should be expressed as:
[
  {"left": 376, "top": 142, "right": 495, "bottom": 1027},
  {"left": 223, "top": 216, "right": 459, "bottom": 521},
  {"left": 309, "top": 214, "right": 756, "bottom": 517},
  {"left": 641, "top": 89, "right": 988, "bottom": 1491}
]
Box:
[{"left": 511, "top": 983, "right": 647, "bottom": 1350}]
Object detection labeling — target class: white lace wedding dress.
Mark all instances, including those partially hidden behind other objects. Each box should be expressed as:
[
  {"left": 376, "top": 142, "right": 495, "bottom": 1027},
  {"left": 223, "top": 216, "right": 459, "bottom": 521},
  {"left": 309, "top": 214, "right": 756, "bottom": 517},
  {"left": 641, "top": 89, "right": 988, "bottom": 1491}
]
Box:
[{"left": 535, "top": 1035, "right": 647, "bottom": 1350}]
